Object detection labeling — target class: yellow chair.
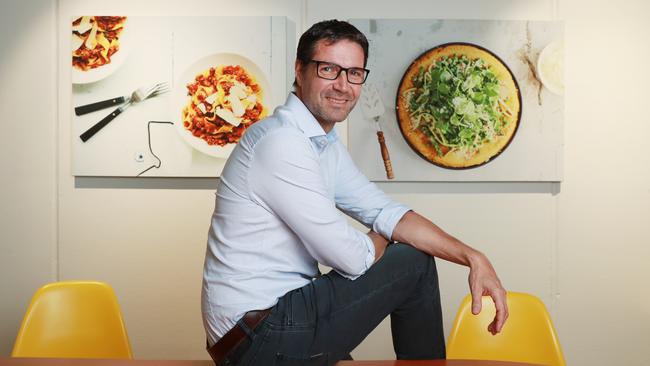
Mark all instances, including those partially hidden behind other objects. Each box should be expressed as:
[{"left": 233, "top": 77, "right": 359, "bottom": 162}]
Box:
[
  {"left": 447, "top": 292, "right": 565, "bottom": 366},
  {"left": 11, "top": 281, "right": 133, "bottom": 359}
]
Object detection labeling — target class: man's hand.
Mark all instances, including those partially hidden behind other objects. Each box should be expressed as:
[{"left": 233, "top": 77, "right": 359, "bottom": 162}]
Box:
[
  {"left": 391, "top": 211, "right": 509, "bottom": 335},
  {"left": 468, "top": 252, "right": 509, "bottom": 335}
]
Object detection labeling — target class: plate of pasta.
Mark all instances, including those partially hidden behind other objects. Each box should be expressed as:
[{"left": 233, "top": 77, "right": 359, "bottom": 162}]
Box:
[
  {"left": 71, "top": 16, "right": 130, "bottom": 84},
  {"left": 173, "top": 53, "right": 271, "bottom": 158}
]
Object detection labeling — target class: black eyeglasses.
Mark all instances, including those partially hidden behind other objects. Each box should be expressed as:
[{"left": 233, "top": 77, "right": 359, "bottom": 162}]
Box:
[{"left": 309, "top": 60, "right": 370, "bottom": 85}]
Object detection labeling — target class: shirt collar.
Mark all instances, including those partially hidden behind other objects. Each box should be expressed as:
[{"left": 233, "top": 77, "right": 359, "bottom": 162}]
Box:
[
  {"left": 286, "top": 93, "right": 327, "bottom": 139},
  {"left": 286, "top": 93, "right": 339, "bottom": 153}
]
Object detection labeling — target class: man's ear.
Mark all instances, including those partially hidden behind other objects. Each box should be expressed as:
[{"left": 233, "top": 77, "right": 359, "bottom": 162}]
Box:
[{"left": 294, "top": 59, "right": 304, "bottom": 88}]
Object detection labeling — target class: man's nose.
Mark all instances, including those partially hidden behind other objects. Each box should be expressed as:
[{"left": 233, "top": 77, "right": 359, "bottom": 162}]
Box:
[{"left": 332, "top": 70, "right": 351, "bottom": 91}]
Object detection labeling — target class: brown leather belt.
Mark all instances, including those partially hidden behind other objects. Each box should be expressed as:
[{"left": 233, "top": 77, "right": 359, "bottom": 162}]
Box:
[{"left": 207, "top": 309, "right": 271, "bottom": 365}]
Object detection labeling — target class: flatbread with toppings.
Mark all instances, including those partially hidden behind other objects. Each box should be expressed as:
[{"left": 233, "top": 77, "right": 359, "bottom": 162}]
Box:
[{"left": 396, "top": 43, "right": 521, "bottom": 169}]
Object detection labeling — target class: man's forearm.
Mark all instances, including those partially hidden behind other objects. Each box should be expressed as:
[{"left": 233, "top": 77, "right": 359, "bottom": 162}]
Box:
[
  {"left": 391, "top": 210, "right": 482, "bottom": 267},
  {"left": 389, "top": 210, "right": 508, "bottom": 334}
]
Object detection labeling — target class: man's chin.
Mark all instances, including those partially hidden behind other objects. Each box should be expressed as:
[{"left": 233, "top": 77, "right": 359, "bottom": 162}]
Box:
[
  {"left": 314, "top": 103, "right": 357, "bottom": 124},
  {"left": 330, "top": 105, "right": 357, "bottom": 122},
  {"left": 327, "top": 111, "right": 353, "bottom": 123}
]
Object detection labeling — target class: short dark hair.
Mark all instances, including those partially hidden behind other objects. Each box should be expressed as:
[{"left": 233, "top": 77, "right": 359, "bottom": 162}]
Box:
[{"left": 296, "top": 19, "right": 369, "bottom": 69}]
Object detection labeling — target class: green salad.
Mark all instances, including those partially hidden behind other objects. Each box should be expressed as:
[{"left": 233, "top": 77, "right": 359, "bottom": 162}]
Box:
[{"left": 403, "top": 55, "right": 513, "bottom": 158}]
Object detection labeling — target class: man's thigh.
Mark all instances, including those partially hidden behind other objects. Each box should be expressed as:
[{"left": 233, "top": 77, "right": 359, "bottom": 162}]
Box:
[{"left": 245, "top": 243, "right": 442, "bottom": 365}]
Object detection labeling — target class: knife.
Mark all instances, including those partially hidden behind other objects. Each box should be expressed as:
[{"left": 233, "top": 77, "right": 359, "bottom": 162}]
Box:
[{"left": 75, "top": 95, "right": 127, "bottom": 116}]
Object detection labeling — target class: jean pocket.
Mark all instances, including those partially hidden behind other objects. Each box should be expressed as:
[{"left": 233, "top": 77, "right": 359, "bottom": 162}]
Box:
[{"left": 275, "top": 352, "right": 329, "bottom": 366}]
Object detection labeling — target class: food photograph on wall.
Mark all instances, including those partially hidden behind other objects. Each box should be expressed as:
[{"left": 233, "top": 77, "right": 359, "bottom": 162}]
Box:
[
  {"left": 348, "top": 19, "right": 564, "bottom": 182},
  {"left": 70, "top": 16, "right": 292, "bottom": 177}
]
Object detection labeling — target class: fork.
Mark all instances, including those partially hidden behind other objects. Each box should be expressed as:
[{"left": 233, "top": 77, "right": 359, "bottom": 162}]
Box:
[
  {"left": 75, "top": 82, "right": 169, "bottom": 116},
  {"left": 79, "top": 82, "right": 169, "bottom": 142}
]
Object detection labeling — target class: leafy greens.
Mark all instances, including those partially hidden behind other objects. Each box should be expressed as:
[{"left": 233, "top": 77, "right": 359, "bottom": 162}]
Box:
[{"left": 403, "top": 55, "right": 513, "bottom": 158}]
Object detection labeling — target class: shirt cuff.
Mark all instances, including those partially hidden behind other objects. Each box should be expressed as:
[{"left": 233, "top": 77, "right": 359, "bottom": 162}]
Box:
[
  {"left": 335, "top": 233, "right": 375, "bottom": 280},
  {"left": 372, "top": 204, "right": 412, "bottom": 241}
]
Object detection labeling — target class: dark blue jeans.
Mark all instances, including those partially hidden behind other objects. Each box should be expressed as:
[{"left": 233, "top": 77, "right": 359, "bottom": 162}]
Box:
[{"left": 223, "top": 243, "right": 445, "bottom": 366}]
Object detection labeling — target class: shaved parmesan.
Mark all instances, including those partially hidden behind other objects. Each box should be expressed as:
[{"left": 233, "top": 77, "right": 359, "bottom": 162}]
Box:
[
  {"left": 71, "top": 33, "right": 84, "bottom": 52},
  {"left": 73, "top": 16, "right": 93, "bottom": 34},
  {"left": 230, "top": 83, "right": 247, "bottom": 99},
  {"left": 197, "top": 103, "right": 207, "bottom": 115},
  {"left": 215, "top": 108, "right": 242, "bottom": 127},
  {"left": 205, "top": 93, "right": 218, "bottom": 105},
  {"left": 227, "top": 94, "right": 245, "bottom": 117}
]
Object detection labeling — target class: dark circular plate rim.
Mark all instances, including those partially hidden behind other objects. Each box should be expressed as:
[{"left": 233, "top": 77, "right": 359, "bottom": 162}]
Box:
[{"left": 395, "top": 41, "right": 522, "bottom": 170}]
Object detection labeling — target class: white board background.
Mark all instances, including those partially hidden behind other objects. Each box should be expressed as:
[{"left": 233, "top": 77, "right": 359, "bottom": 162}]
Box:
[
  {"left": 71, "top": 16, "right": 294, "bottom": 177},
  {"left": 348, "top": 19, "right": 564, "bottom": 182}
]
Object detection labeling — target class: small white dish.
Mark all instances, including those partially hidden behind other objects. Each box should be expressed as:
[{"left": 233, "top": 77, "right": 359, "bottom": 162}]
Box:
[{"left": 536, "top": 40, "right": 564, "bottom": 96}]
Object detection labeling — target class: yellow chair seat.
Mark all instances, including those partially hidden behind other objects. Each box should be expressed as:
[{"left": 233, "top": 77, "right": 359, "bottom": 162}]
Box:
[
  {"left": 447, "top": 292, "right": 565, "bottom": 366},
  {"left": 12, "top": 281, "right": 133, "bottom": 359}
]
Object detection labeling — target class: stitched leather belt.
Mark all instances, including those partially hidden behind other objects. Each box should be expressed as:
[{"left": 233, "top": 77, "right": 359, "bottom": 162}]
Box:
[{"left": 207, "top": 309, "right": 271, "bottom": 365}]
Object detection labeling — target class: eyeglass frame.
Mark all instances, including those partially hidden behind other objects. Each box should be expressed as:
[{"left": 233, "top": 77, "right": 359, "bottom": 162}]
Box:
[{"left": 308, "top": 59, "right": 370, "bottom": 85}]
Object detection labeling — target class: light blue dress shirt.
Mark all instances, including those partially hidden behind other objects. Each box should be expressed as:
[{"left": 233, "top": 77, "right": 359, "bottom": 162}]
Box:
[{"left": 201, "top": 93, "right": 411, "bottom": 345}]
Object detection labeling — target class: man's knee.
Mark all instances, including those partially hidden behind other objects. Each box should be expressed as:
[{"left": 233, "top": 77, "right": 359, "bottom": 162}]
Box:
[
  {"left": 384, "top": 243, "right": 436, "bottom": 274},
  {"left": 383, "top": 243, "right": 440, "bottom": 299}
]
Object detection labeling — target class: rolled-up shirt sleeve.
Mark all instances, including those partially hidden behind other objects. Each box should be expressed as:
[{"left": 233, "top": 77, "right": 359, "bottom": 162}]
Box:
[
  {"left": 248, "top": 129, "right": 374, "bottom": 279},
  {"left": 333, "top": 142, "right": 411, "bottom": 241}
]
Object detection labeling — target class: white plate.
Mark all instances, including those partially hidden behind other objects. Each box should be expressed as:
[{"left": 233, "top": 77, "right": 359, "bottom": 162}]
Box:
[
  {"left": 536, "top": 40, "right": 564, "bottom": 96},
  {"left": 173, "top": 53, "right": 272, "bottom": 159},
  {"left": 71, "top": 17, "right": 131, "bottom": 85}
]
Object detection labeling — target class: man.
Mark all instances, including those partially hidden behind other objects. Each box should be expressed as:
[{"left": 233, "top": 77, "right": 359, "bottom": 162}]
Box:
[{"left": 202, "top": 20, "right": 508, "bottom": 366}]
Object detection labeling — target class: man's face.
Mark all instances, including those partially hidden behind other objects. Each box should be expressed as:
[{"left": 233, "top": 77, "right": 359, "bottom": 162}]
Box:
[{"left": 295, "top": 39, "right": 365, "bottom": 129}]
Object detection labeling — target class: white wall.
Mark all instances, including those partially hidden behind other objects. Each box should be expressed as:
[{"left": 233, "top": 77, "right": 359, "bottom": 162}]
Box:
[
  {"left": 1, "top": 0, "right": 649, "bottom": 364},
  {"left": 0, "top": 0, "right": 58, "bottom": 357},
  {"left": 556, "top": 1, "right": 650, "bottom": 364}
]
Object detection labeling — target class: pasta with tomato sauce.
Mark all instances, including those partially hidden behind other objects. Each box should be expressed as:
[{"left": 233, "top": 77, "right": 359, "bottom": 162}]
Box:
[
  {"left": 72, "top": 16, "right": 127, "bottom": 71},
  {"left": 181, "top": 65, "right": 266, "bottom": 147}
]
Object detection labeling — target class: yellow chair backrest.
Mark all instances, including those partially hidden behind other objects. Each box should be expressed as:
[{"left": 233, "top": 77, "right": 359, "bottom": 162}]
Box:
[
  {"left": 11, "top": 281, "right": 133, "bottom": 359},
  {"left": 447, "top": 292, "right": 565, "bottom": 366}
]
